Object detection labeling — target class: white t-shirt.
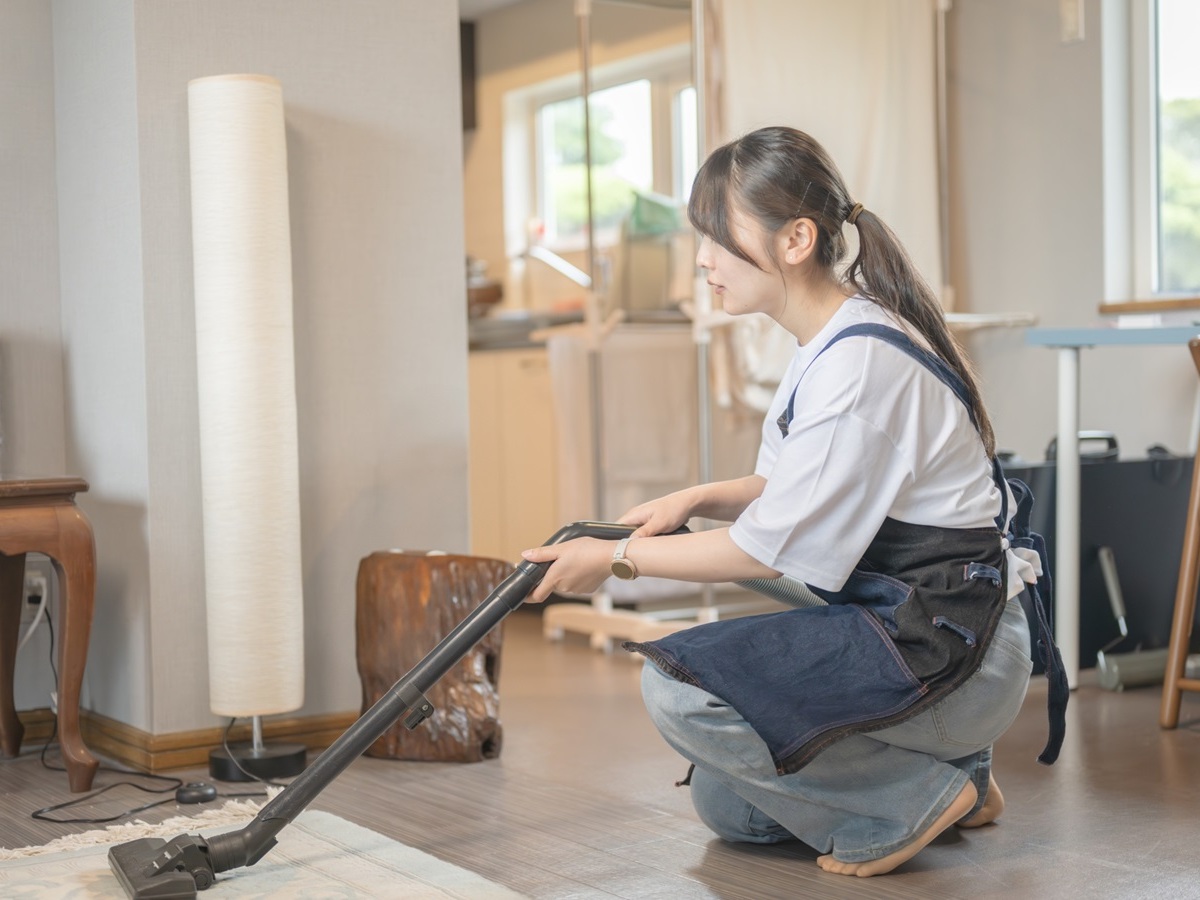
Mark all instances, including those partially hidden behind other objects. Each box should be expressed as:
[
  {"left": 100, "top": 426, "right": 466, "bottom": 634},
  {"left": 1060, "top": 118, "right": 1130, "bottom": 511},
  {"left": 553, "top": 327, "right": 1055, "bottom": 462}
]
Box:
[{"left": 729, "top": 298, "right": 1030, "bottom": 597}]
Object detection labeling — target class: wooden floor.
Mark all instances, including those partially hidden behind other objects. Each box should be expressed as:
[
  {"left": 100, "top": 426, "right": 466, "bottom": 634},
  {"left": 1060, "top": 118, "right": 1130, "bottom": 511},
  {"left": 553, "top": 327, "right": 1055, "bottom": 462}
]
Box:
[{"left": 4, "top": 606, "right": 1200, "bottom": 899}]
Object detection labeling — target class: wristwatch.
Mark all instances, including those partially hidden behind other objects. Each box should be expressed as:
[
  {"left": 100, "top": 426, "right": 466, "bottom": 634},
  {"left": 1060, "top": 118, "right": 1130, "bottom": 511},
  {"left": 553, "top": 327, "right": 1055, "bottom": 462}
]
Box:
[{"left": 610, "top": 537, "right": 639, "bottom": 580}]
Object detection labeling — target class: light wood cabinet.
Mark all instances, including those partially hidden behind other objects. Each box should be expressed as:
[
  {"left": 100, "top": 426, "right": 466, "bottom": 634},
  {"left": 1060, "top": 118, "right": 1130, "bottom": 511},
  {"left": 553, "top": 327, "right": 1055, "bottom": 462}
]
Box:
[{"left": 468, "top": 347, "right": 560, "bottom": 563}]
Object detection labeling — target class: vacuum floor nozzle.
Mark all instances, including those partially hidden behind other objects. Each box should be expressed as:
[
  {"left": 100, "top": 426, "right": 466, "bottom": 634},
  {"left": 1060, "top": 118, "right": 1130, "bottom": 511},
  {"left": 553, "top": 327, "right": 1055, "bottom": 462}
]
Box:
[{"left": 1096, "top": 649, "right": 1200, "bottom": 691}]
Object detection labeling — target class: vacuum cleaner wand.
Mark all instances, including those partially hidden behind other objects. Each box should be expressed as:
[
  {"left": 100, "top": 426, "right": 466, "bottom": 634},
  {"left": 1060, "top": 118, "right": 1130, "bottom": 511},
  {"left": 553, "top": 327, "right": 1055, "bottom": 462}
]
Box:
[
  {"left": 1094, "top": 544, "right": 1175, "bottom": 691},
  {"left": 107, "top": 520, "right": 641, "bottom": 899}
]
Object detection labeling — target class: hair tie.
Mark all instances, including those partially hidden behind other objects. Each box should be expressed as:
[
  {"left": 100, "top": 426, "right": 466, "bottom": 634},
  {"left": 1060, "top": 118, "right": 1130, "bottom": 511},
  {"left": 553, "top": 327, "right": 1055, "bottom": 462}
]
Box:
[{"left": 846, "top": 202, "right": 864, "bottom": 226}]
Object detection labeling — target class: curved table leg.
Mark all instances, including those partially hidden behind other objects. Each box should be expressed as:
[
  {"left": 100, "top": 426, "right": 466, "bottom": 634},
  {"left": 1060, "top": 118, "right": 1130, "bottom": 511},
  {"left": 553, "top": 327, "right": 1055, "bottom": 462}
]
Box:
[
  {"left": 50, "top": 504, "right": 98, "bottom": 791},
  {"left": 0, "top": 552, "right": 26, "bottom": 758}
]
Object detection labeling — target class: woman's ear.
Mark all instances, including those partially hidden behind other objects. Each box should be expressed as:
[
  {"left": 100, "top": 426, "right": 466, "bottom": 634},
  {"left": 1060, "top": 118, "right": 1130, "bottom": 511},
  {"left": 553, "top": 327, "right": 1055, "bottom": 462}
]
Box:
[{"left": 781, "top": 217, "right": 818, "bottom": 266}]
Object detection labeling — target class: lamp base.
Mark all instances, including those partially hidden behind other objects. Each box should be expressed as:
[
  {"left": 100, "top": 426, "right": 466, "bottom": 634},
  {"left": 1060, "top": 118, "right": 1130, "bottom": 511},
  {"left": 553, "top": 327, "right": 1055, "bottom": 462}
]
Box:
[{"left": 209, "top": 741, "right": 307, "bottom": 782}]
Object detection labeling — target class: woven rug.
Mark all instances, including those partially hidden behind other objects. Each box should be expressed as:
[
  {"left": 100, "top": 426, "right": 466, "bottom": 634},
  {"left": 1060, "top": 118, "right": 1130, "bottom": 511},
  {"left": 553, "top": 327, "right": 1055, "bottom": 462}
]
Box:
[{"left": 0, "top": 799, "right": 525, "bottom": 898}]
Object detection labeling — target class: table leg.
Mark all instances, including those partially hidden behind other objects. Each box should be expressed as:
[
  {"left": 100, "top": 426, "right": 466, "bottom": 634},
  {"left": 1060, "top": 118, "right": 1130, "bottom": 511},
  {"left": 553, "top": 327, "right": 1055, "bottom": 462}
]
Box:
[
  {"left": 0, "top": 552, "right": 26, "bottom": 757},
  {"left": 1160, "top": 447, "right": 1200, "bottom": 727},
  {"left": 1056, "top": 347, "right": 1081, "bottom": 689},
  {"left": 1160, "top": 337, "right": 1200, "bottom": 728},
  {"left": 51, "top": 504, "right": 98, "bottom": 792}
]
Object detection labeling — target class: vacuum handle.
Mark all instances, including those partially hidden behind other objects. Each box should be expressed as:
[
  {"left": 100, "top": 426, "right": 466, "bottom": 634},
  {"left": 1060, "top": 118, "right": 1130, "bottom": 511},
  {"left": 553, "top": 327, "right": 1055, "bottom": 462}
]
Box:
[
  {"left": 542, "top": 520, "right": 643, "bottom": 544},
  {"left": 509, "top": 521, "right": 664, "bottom": 591}
]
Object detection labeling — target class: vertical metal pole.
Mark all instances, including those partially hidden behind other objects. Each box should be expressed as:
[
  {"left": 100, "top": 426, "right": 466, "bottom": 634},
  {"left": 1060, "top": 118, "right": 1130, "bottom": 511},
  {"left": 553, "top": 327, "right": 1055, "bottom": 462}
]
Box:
[
  {"left": 692, "top": 0, "right": 718, "bottom": 621},
  {"left": 577, "top": 0, "right": 596, "bottom": 287},
  {"left": 251, "top": 715, "right": 264, "bottom": 754},
  {"left": 576, "top": 0, "right": 606, "bottom": 519},
  {"left": 935, "top": 0, "right": 953, "bottom": 307},
  {"left": 692, "top": 0, "right": 708, "bottom": 161}
]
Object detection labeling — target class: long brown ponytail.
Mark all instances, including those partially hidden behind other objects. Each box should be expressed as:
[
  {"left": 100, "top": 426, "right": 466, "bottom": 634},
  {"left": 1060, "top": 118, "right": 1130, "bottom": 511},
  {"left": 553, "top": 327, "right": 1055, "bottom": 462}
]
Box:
[
  {"left": 845, "top": 209, "right": 995, "bottom": 457},
  {"left": 688, "top": 126, "right": 995, "bottom": 458}
]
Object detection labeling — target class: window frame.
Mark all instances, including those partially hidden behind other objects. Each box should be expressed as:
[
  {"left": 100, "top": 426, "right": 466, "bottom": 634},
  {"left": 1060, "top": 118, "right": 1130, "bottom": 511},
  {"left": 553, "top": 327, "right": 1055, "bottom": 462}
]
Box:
[{"left": 1128, "top": 0, "right": 1199, "bottom": 299}]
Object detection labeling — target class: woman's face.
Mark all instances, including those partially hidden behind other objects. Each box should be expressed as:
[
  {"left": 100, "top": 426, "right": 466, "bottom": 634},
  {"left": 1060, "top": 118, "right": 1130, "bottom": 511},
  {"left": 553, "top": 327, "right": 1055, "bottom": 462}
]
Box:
[{"left": 695, "top": 208, "right": 784, "bottom": 318}]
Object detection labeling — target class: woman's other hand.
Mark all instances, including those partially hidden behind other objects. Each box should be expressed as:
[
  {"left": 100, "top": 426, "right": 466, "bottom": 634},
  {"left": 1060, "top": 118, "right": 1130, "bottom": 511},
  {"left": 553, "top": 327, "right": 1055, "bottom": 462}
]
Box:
[{"left": 619, "top": 492, "right": 694, "bottom": 538}]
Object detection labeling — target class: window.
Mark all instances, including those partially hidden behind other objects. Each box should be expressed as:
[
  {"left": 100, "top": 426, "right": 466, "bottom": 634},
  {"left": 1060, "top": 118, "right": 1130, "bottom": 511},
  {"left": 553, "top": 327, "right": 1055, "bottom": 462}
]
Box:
[
  {"left": 537, "top": 80, "right": 654, "bottom": 246},
  {"left": 504, "top": 44, "right": 696, "bottom": 258},
  {"left": 1155, "top": 0, "right": 1200, "bottom": 293}
]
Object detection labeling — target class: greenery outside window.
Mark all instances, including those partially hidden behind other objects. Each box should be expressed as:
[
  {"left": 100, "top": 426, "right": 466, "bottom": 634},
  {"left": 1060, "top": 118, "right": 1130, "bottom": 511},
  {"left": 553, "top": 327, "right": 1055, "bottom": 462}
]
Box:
[{"left": 537, "top": 80, "right": 654, "bottom": 246}]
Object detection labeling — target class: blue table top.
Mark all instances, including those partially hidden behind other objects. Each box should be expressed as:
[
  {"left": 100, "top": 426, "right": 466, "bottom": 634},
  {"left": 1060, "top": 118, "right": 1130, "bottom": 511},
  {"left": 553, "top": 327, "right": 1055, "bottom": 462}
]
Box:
[{"left": 1026, "top": 325, "right": 1200, "bottom": 347}]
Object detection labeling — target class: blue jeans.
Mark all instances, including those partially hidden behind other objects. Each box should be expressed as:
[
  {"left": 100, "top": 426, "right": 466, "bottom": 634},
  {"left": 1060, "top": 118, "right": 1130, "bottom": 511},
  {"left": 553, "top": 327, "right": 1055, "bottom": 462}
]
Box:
[{"left": 640, "top": 594, "right": 1033, "bottom": 862}]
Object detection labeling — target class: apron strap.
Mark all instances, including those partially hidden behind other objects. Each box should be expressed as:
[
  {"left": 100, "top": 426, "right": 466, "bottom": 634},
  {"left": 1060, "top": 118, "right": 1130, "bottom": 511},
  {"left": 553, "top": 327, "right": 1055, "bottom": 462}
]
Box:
[{"left": 782, "top": 323, "right": 1004, "bottom": 521}]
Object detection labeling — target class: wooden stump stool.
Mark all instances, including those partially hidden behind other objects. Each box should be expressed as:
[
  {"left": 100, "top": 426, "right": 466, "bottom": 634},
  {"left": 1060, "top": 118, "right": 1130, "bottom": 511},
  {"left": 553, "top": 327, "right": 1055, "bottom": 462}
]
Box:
[{"left": 356, "top": 551, "right": 513, "bottom": 762}]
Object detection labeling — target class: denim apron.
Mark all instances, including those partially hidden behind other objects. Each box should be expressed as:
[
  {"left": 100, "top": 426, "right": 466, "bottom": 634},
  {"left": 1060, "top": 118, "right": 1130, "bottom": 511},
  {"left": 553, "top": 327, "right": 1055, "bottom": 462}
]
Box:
[{"left": 625, "top": 323, "right": 1067, "bottom": 775}]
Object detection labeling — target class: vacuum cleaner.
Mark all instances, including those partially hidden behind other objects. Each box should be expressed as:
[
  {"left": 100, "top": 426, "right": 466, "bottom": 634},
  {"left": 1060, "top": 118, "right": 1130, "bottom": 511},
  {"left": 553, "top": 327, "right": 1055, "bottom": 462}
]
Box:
[
  {"left": 1094, "top": 545, "right": 1200, "bottom": 690},
  {"left": 108, "top": 521, "right": 823, "bottom": 898}
]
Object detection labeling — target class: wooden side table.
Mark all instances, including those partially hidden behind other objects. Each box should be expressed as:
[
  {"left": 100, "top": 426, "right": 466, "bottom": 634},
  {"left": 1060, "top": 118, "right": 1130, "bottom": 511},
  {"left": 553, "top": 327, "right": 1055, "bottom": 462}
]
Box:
[{"left": 0, "top": 477, "right": 98, "bottom": 791}]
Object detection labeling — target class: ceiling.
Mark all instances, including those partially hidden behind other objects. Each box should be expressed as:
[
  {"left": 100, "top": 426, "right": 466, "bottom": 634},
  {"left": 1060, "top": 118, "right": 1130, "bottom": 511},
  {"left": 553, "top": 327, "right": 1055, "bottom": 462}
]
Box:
[{"left": 458, "top": 0, "right": 689, "bottom": 21}]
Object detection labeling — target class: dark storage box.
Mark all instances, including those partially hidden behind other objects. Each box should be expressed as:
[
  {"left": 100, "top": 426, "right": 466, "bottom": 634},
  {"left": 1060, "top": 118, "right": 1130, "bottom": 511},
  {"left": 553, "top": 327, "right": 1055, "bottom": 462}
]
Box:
[{"left": 1003, "top": 447, "right": 1200, "bottom": 671}]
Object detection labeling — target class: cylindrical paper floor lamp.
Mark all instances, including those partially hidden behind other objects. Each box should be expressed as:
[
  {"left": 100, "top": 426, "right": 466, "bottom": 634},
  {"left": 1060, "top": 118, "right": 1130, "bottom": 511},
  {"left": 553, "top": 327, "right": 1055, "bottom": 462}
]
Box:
[{"left": 188, "top": 74, "right": 307, "bottom": 781}]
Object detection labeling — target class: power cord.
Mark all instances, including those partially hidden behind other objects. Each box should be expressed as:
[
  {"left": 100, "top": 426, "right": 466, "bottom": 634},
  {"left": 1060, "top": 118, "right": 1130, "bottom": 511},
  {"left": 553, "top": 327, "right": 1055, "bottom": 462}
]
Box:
[
  {"left": 219, "top": 717, "right": 293, "bottom": 789},
  {"left": 26, "top": 607, "right": 268, "bottom": 824}
]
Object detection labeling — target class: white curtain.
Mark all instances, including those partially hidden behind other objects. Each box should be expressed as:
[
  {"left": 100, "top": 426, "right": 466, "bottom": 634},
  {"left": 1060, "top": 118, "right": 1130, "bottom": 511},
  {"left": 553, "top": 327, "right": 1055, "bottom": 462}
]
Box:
[
  {"left": 707, "top": 0, "right": 945, "bottom": 410},
  {"left": 714, "top": 0, "right": 942, "bottom": 290}
]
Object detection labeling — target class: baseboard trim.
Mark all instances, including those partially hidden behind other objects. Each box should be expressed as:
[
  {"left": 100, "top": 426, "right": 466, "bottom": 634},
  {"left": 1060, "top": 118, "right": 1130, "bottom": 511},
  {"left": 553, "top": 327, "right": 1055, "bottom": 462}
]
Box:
[
  {"left": 14, "top": 708, "right": 56, "bottom": 746},
  {"left": 18, "top": 707, "right": 359, "bottom": 773}
]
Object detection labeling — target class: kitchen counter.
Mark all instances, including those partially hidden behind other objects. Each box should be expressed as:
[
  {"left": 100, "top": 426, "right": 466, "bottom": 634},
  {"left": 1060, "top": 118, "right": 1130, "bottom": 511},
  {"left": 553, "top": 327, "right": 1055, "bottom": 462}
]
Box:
[
  {"left": 468, "top": 306, "right": 690, "bottom": 351},
  {"left": 468, "top": 310, "right": 584, "bottom": 351}
]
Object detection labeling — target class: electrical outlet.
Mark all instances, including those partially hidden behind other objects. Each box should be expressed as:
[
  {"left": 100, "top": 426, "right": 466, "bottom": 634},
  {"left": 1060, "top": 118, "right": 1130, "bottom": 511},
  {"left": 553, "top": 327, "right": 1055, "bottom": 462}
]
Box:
[
  {"left": 21, "top": 575, "right": 46, "bottom": 625},
  {"left": 20, "top": 556, "right": 54, "bottom": 626}
]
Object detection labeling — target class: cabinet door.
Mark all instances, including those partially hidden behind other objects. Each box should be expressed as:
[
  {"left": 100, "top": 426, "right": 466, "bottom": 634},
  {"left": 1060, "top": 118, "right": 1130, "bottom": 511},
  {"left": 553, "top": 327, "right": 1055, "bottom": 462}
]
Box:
[
  {"left": 468, "top": 352, "right": 504, "bottom": 560},
  {"left": 468, "top": 348, "right": 559, "bottom": 562}
]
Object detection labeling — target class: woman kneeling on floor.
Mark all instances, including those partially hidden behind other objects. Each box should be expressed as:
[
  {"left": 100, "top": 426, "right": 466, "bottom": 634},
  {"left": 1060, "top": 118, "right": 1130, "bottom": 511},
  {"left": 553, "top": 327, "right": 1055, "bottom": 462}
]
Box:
[{"left": 523, "top": 125, "right": 1066, "bottom": 877}]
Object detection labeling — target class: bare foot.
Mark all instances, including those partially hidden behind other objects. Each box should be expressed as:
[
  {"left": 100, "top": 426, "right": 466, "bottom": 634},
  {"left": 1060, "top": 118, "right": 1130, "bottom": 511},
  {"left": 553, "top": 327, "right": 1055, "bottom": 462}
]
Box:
[
  {"left": 957, "top": 773, "right": 1004, "bottom": 827},
  {"left": 816, "top": 779, "right": 978, "bottom": 877}
]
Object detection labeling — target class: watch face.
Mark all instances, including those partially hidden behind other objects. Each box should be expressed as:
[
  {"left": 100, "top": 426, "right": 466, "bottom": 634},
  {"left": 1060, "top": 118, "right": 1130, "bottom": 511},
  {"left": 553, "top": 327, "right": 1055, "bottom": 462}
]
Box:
[{"left": 611, "top": 559, "right": 636, "bottom": 579}]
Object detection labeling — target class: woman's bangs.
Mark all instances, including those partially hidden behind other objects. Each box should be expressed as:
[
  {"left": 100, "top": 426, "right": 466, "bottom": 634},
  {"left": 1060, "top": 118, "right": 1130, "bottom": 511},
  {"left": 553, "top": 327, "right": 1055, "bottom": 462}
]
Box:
[{"left": 687, "top": 148, "right": 745, "bottom": 261}]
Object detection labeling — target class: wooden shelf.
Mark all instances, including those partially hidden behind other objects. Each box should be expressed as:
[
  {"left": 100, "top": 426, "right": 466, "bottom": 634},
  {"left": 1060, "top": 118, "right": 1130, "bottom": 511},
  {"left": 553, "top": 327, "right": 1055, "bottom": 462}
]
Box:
[{"left": 1099, "top": 297, "right": 1200, "bottom": 315}]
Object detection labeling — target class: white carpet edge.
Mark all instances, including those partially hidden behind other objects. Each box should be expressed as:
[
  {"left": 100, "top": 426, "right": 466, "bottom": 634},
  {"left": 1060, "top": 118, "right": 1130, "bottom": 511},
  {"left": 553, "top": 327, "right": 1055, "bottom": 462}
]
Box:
[{"left": 0, "top": 795, "right": 268, "bottom": 860}]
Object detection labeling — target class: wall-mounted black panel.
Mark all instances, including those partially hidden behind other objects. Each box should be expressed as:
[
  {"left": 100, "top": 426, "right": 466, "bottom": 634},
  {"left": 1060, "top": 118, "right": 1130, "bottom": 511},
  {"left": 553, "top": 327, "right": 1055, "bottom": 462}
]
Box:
[{"left": 461, "top": 21, "right": 476, "bottom": 131}]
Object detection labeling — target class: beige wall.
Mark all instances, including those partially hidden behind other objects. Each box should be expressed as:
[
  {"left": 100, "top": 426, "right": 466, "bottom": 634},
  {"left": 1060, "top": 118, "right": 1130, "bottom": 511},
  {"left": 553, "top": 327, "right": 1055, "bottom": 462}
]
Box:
[
  {"left": 0, "top": 1, "right": 68, "bottom": 484},
  {"left": 4, "top": 0, "right": 469, "bottom": 734},
  {"left": 0, "top": 0, "right": 70, "bottom": 709}
]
